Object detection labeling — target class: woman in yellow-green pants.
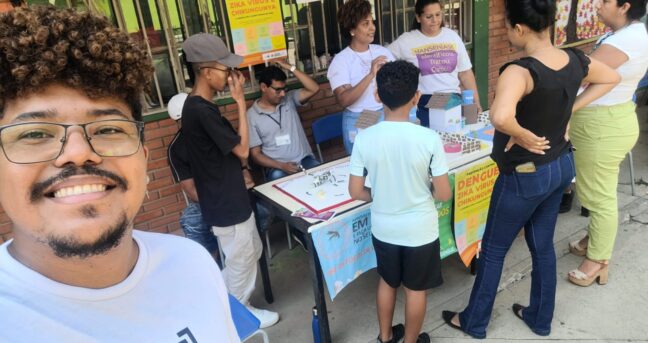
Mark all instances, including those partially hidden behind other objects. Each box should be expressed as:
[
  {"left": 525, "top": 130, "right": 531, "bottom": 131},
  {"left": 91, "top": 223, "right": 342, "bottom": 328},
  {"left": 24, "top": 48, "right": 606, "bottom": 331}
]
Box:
[{"left": 567, "top": 0, "right": 648, "bottom": 287}]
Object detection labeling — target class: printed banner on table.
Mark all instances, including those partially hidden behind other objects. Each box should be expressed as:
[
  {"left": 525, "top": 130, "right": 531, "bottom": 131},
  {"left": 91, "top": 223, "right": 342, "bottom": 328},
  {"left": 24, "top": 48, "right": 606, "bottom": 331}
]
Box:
[
  {"left": 225, "top": 0, "right": 287, "bottom": 67},
  {"left": 453, "top": 160, "right": 499, "bottom": 267},
  {"left": 310, "top": 188, "right": 458, "bottom": 300},
  {"left": 438, "top": 174, "right": 457, "bottom": 259},
  {"left": 309, "top": 207, "right": 376, "bottom": 300}
]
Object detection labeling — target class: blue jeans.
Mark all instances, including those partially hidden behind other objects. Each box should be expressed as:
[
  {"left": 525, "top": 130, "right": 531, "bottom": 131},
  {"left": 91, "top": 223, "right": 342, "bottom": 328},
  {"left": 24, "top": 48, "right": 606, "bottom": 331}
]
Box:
[
  {"left": 342, "top": 108, "right": 384, "bottom": 155},
  {"left": 459, "top": 152, "right": 575, "bottom": 338},
  {"left": 265, "top": 155, "right": 321, "bottom": 181},
  {"left": 180, "top": 201, "right": 219, "bottom": 253},
  {"left": 258, "top": 155, "right": 321, "bottom": 230}
]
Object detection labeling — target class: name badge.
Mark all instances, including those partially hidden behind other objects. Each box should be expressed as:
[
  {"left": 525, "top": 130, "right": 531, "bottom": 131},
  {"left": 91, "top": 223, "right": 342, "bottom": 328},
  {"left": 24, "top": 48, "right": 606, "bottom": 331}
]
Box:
[{"left": 275, "top": 134, "right": 291, "bottom": 146}]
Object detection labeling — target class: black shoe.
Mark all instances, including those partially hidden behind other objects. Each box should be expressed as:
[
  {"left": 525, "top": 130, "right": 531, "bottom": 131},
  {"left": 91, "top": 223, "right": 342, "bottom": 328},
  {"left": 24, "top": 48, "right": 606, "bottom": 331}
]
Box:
[
  {"left": 580, "top": 207, "right": 590, "bottom": 217},
  {"left": 512, "top": 303, "right": 525, "bottom": 321},
  {"left": 442, "top": 311, "right": 462, "bottom": 332},
  {"left": 416, "top": 332, "right": 431, "bottom": 343},
  {"left": 376, "top": 323, "right": 404, "bottom": 343},
  {"left": 559, "top": 191, "right": 575, "bottom": 213}
]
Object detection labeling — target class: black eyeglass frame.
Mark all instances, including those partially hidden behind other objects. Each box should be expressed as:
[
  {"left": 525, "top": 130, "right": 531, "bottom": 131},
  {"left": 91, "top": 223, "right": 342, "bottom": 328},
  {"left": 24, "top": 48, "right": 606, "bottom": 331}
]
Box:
[
  {"left": 268, "top": 85, "right": 288, "bottom": 93},
  {"left": 0, "top": 119, "right": 145, "bottom": 164}
]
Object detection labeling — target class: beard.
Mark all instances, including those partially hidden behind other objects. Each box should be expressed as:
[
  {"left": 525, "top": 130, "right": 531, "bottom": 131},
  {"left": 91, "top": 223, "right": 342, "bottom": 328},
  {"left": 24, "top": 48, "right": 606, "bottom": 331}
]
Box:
[{"left": 47, "top": 214, "right": 129, "bottom": 259}]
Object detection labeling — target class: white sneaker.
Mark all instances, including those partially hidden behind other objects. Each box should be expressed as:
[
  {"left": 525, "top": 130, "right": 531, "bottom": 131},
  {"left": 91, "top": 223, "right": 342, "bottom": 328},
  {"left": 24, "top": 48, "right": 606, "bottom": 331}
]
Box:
[{"left": 246, "top": 305, "right": 279, "bottom": 328}]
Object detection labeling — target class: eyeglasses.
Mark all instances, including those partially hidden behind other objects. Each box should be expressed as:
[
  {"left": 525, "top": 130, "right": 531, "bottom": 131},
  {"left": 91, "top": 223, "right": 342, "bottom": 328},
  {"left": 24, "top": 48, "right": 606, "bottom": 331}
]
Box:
[
  {"left": 200, "top": 66, "right": 232, "bottom": 74},
  {"left": 269, "top": 85, "right": 287, "bottom": 93},
  {"left": 0, "top": 119, "right": 145, "bottom": 164}
]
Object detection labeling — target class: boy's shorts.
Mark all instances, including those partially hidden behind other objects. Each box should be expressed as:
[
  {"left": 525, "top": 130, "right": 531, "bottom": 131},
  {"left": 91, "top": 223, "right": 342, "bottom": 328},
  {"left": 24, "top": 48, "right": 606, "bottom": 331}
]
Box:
[{"left": 372, "top": 235, "right": 443, "bottom": 290}]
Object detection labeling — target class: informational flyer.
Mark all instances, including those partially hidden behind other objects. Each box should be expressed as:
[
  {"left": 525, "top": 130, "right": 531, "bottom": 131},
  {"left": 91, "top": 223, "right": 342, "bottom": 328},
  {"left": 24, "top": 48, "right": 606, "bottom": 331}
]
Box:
[
  {"left": 453, "top": 159, "right": 499, "bottom": 267},
  {"left": 273, "top": 162, "right": 354, "bottom": 214},
  {"left": 225, "top": 0, "right": 287, "bottom": 66}
]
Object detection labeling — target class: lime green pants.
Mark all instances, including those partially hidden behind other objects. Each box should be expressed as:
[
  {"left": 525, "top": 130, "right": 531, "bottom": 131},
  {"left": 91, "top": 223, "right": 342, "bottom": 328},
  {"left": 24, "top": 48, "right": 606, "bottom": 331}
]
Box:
[{"left": 569, "top": 101, "right": 639, "bottom": 261}]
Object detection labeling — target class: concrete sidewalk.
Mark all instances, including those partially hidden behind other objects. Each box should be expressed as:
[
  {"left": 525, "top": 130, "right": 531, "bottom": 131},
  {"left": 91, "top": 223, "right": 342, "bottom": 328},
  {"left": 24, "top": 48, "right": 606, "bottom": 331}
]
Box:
[{"left": 248, "top": 106, "right": 648, "bottom": 342}]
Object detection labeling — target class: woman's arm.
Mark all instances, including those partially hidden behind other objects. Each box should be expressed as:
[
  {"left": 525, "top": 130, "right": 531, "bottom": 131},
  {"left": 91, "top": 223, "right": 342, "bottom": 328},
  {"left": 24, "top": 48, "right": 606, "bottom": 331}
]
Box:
[
  {"left": 458, "top": 69, "right": 482, "bottom": 112},
  {"left": 489, "top": 65, "right": 550, "bottom": 155},
  {"left": 334, "top": 55, "right": 388, "bottom": 108},
  {"left": 572, "top": 55, "right": 621, "bottom": 112}
]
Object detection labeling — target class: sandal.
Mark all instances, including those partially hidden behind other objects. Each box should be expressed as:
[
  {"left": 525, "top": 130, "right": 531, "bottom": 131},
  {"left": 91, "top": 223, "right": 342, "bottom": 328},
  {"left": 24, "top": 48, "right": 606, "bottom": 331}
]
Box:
[
  {"left": 568, "top": 258, "right": 608, "bottom": 287},
  {"left": 568, "top": 235, "right": 588, "bottom": 257}
]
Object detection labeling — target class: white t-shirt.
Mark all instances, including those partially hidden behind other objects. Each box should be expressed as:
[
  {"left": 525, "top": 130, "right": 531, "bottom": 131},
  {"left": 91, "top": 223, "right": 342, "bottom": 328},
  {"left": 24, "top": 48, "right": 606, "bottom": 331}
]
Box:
[
  {"left": 327, "top": 44, "right": 395, "bottom": 112},
  {"left": 0, "top": 231, "right": 240, "bottom": 343},
  {"left": 388, "top": 28, "right": 472, "bottom": 94},
  {"left": 350, "top": 121, "right": 449, "bottom": 247},
  {"left": 589, "top": 23, "right": 648, "bottom": 106}
]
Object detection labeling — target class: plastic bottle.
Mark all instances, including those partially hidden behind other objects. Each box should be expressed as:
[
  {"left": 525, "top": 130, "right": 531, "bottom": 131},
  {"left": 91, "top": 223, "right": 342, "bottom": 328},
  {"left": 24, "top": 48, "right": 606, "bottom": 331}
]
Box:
[{"left": 312, "top": 306, "right": 321, "bottom": 343}]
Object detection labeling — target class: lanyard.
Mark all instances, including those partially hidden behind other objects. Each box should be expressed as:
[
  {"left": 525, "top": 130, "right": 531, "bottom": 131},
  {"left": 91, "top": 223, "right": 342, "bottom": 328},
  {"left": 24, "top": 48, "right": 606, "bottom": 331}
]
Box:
[{"left": 262, "top": 105, "right": 283, "bottom": 129}]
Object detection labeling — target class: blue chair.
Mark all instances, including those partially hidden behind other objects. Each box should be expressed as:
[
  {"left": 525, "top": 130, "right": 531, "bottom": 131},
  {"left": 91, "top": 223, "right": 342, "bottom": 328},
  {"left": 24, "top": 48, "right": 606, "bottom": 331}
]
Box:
[
  {"left": 311, "top": 112, "right": 343, "bottom": 162},
  {"left": 228, "top": 294, "right": 269, "bottom": 343}
]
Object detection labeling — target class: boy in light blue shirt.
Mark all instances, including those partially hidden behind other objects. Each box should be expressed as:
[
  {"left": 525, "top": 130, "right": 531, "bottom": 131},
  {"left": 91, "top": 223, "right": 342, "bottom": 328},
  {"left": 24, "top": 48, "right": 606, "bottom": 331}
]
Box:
[{"left": 349, "top": 60, "right": 452, "bottom": 343}]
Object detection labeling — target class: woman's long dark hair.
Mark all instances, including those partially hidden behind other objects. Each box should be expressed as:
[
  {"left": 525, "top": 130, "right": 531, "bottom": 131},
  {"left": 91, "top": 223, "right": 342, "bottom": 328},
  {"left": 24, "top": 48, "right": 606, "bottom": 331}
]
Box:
[{"left": 504, "top": 0, "right": 556, "bottom": 33}]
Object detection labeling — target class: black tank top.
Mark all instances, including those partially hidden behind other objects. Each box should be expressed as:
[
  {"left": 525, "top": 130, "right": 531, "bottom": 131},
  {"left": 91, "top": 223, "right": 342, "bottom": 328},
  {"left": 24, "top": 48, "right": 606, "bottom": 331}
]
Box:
[{"left": 491, "top": 48, "right": 590, "bottom": 174}]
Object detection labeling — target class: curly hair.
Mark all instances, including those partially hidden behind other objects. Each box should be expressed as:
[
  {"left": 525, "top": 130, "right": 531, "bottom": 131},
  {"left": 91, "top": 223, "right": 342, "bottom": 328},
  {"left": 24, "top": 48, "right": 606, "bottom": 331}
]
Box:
[
  {"left": 376, "top": 60, "right": 420, "bottom": 110},
  {"left": 337, "top": 0, "right": 372, "bottom": 39},
  {"left": 0, "top": 6, "right": 153, "bottom": 121}
]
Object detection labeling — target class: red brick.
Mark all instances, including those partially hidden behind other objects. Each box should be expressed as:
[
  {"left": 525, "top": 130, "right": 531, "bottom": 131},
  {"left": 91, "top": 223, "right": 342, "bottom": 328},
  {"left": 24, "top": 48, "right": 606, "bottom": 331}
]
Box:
[
  {"left": 146, "top": 125, "right": 178, "bottom": 141},
  {"left": 144, "top": 138, "right": 164, "bottom": 150},
  {"left": 159, "top": 184, "right": 182, "bottom": 197},
  {"left": 134, "top": 209, "right": 163, "bottom": 224},
  {"left": 149, "top": 213, "right": 181, "bottom": 228},
  {"left": 148, "top": 147, "right": 168, "bottom": 160},
  {"left": 142, "top": 195, "right": 178, "bottom": 212}
]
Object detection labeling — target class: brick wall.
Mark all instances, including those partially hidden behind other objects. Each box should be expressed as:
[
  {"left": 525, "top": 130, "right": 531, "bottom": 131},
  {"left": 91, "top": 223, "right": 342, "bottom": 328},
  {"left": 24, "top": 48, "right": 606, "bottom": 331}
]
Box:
[{"left": 0, "top": 82, "right": 345, "bottom": 242}]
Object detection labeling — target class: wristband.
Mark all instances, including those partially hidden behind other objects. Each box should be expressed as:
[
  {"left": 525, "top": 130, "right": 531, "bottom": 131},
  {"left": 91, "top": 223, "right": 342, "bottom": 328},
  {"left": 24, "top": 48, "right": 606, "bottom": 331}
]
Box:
[{"left": 289, "top": 65, "right": 296, "bottom": 73}]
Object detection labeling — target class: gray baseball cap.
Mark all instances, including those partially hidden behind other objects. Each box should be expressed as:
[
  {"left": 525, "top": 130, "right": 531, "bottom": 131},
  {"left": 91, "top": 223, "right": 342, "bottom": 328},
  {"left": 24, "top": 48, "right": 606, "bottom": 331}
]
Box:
[{"left": 182, "top": 33, "right": 243, "bottom": 67}]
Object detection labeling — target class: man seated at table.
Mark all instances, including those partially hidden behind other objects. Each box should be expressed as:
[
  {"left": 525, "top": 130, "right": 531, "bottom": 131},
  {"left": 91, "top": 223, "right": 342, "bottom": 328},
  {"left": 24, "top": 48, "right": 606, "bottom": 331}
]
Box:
[{"left": 248, "top": 61, "right": 321, "bottom": 181}]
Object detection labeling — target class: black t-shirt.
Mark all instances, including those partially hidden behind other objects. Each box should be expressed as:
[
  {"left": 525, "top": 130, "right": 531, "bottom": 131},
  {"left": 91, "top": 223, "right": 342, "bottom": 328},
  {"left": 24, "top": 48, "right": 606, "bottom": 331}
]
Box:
[
  {"left": 167, "top": 130, "right": 192, "bottom": 183},
  {"left": 491, "top": 48, "right": 590, "bottom": 174},
  {"left": 181, "top": 96, "right": 251, "bottom": 227}
]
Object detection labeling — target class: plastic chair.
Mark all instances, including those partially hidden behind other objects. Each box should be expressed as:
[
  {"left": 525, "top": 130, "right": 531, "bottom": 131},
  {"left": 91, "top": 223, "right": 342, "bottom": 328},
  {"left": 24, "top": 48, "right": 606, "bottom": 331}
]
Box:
[
  {"left": 228, "top": 294, "right": 269, "bottom": 343},
  {"left": 311, "top": 112, "right": 343, "bottom": 162}
]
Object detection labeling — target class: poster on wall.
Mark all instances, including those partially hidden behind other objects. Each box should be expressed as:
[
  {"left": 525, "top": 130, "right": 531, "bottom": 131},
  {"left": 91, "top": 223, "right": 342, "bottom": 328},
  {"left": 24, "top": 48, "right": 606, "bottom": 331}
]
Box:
[
  {"left": 453, "top": 159, "right": 499, "bottom": 267},
  {"left": 554, "top": 0, "right": 610, "bottom": 47},
  {"left": 225, "top": 0, "right": 288, "bottom": 67}
]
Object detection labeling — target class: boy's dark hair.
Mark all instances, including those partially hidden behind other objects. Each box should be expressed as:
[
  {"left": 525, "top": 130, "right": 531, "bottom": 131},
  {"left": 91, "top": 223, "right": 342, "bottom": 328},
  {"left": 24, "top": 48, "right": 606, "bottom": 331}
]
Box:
[
  {"left": 0, "top": 6, "right": 153, "bottom": 121},
  {"left": 258, "top": 66, "right": 287, "bottom": 87},
  {"left": 617, "top": 0, "right": 647, "bottom": 20},
  {"left": 376, "top": 60, "right": 420, "bottom": 110},
  {"left": 411, "top": 0, "right": 444, "bottom": 31},
  {"left": 504, "top": 0, "right": 556, "bottom": 33},
  {"left": 337, "top": 0, "right": 373, "bottom": 39}
]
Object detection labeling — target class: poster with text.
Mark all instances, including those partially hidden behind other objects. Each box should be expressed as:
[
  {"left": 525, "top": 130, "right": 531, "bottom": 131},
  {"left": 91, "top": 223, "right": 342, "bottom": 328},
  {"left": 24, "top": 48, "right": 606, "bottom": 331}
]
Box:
[
  {"left": 453, "top": 160, "right": 499, "bottom": 267},
  {"left": 309, "top": 207, "right": 376, "bottom": 300},
  {"left": 225, "top": 0, "right": 287, "bottom": 66}
]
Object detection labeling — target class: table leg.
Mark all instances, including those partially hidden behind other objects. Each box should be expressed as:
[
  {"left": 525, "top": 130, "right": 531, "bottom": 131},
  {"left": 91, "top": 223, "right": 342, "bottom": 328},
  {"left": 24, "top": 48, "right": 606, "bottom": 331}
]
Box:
[
  {"left": 307, "top": 232, "right": 332, "bottom": 343},
  {"left": 259, "top": 234, "right": 274, "bottom": 304}
]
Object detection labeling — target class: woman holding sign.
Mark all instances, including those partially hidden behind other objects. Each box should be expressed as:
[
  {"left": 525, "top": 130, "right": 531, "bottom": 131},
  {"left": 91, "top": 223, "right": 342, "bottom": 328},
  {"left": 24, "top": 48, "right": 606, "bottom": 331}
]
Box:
[
  {"left": 441, "top": 0, "right": 619, "bottom": 338},
  {"left": 388, "top": 0, "right": 481, "bottom": 128},
  {"left": 327, "top": 0, "right": 394, "bottom": 154}
]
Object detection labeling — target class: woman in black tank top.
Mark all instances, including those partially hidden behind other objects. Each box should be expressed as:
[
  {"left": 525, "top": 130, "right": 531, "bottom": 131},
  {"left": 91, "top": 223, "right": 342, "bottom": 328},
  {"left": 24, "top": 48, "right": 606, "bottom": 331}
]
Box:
[{"left": 442, "top": 0, "right": 620, "bottom": 339}]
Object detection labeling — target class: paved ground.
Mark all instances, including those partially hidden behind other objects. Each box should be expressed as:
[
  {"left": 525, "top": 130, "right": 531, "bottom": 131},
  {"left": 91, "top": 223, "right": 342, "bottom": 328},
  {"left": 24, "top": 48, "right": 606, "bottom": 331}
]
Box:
[{"left": 246, "top": 105, "right": 648, "bottom": 342}]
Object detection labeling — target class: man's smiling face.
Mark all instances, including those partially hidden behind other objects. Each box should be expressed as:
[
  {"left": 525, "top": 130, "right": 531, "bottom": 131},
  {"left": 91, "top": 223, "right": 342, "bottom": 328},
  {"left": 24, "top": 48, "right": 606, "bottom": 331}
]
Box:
[{"left": 0, "top": 84, "right": 148, "bottom": 258}]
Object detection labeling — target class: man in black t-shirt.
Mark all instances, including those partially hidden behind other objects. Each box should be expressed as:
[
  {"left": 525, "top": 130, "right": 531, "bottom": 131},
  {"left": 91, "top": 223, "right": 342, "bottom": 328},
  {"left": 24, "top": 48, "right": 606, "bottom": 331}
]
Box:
[
  {"left": 166, "top": 93, "right": 220, "bottom": 258},
  {"left": 181, "top": 33, "right": 278, "bottom": 328}
]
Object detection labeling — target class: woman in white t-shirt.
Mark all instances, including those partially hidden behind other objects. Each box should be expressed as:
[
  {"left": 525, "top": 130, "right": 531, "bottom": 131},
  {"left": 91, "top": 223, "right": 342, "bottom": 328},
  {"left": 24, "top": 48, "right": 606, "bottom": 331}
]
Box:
[
  {"left": 567, "top": 0, "right": 648, "bottom": 287},
  {"left": 327, "top": 0, "right": 395, "bottom": 154},
  {"left": 388, "top": 0, "right": 481, "bottom": 128}
]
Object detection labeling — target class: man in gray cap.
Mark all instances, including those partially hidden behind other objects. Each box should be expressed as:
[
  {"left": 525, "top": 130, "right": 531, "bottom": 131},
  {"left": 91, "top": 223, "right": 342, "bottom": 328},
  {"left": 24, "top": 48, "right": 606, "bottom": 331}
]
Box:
[{"left": 181, "top": 33, "right": 279, "bottom": 328}]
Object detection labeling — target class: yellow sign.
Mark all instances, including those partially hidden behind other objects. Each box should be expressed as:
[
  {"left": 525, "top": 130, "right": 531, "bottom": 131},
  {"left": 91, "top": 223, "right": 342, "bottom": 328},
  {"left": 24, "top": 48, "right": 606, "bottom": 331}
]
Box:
[
  {"left": 453, "top": 159, "right": 499, "bottom": 267},
  {"left": 225, "top": 0, "right": 287, "bottom": 67}
]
